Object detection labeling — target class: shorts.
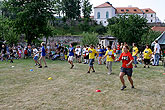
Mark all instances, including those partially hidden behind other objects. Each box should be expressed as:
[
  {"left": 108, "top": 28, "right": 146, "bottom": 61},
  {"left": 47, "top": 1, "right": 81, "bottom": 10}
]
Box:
[
  {"left": 144, "top": 59, "right": 150, "bottom": 65},
  {"left": 89, "top": 59, "right": 94, "bottom": 67},
  {"left": 121, "top": 67, "right": 133, "bottom": 77},
  {"left": 84, "top": 55, "right": 89, "bottom": 59},
  {"left": 76, "top": 54, "right": 81, "bottom": 58},
  {"left": 68, "top": 56, "right": 74, "bottom": 62},
  {"left": 34, "top": 56, "right": 38, "bottom": 61}
]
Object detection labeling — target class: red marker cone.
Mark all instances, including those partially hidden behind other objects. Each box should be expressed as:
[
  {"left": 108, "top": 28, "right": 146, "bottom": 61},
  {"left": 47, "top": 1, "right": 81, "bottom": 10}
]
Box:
[{"left": 96, "top": 90, "right": 101, "bottom": 92}]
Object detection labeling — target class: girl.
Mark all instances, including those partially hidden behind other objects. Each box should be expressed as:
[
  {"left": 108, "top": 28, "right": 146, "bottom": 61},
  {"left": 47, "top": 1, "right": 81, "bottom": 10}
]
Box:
[
  {"left": 38, "top": 42, "right": 48, "bottom": 68},
  {"left": 116, "top": 46, "right": 134, "bottom": 90}
]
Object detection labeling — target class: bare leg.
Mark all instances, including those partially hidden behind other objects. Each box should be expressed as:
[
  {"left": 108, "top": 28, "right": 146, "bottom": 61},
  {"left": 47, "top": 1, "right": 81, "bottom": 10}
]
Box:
[
  {"left": 42, "top": 56, "right": 47, "bottom": 66},
  {"left": 39, "top": 56, "right": 42, "bottom": 66},
  {"left": 127, "top": 76, "right": 134, "bottom": 87},
  {"left": 119, "top": 72, "right": 125, "bottom": 86}
]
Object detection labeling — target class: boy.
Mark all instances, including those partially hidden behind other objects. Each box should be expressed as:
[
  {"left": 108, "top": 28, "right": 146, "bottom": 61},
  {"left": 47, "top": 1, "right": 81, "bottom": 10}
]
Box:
[
  {"left": 143, "top": 45, "right": 152, "bottom": 68},
  {"left": 102, "top": 45, "right": 115, "bottom": 75},
  {"left": 87, "top": 45, "right": 97, "bottom": 73},
  {"left": 132, "top": 43, "right": 139, "bottom": 68},
  {"left": 68, "top": 43, "right": 75, "bottom": 69},
  {"left": 33, "top": 46, "right": 40, "bottom": 66}
]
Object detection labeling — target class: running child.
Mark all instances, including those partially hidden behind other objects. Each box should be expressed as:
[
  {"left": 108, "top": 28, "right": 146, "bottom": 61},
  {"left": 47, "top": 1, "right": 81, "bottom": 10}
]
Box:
[
  {"left": 87, "top": 45, "right": 98, "bottom": 73},
  {"left": 102, "top": 45, "right": 115, "bottom": 75},
  {"left": 116, "top": 45, "right": 134, "bottom": 90},
  {"left": 68, "top": 43, "right": 75, "bottom": 69},
  {"left": 33, "top": 46, "right": 40, "bottom": 66}
]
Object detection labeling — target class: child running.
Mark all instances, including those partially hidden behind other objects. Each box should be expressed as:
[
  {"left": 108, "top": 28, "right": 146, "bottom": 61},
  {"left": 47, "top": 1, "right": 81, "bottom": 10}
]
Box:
[
  {"left": 143, "top": 44, "right": 152, "bottom": 68},
  {"left": 87, "top": 45, "right": 97, "bottom": 73},
  {"left": 102, "top": 45, "right": 115, "bottom": 75},
  {"left": 38, "top": 42, "right": 48, "bottom": 68},
  {"left": 68, "top": 43, "right": 75, "bottom": 69},
  {"left": 33, "top": 46, "right": 40, "bottom": 66},
  {"left": 116, "top": 45, "right": 134, "bottom": 90}
]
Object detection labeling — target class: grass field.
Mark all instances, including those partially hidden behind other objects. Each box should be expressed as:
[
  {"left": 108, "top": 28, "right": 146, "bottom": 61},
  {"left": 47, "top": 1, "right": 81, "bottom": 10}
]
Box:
[{"left": 0, "top": 59, "right": 165, "bottom": 110}]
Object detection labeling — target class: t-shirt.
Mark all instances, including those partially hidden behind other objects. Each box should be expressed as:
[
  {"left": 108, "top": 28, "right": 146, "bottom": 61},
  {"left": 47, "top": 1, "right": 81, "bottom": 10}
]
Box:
[
  {"left": 33, "top": 48, "right": 39, "bottom": 57},
  {"left": 88, "top": 48, "right": 97, "bottom": 59},
  {"left": 75, "top": 48, "right": 81, "bottom": 56},
  {"left": 41, "top": 46, "right": 46, "bottom": 56},
  {"left": 97, "top": 48, "right": 103, "bottom": 57},
  {"left": 117, "top": 45, "right": 120, "bottom": 50},
  {"left": 154, "top": 43, "right": 160, "bottom": 54},
  {"left": 143, "top": 48, "right": 152, "bottom": 59},
  {"left": 105, "top": 50, "right": 114, "bottom": 62},
  {"left": 119, "top": 52, "right": 134, "bottom": 68},
  {"left": 69, "top": 47, "right": 74, "bottom": 56},
  {"left": 132, "top": 47, "right": 138, "bottom": 56}
]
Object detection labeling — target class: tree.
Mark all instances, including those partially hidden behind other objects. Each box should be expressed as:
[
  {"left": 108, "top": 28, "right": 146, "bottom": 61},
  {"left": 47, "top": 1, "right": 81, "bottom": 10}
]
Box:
[
  {"left": 4, "top": 0, "right": 55, "bottom": 44},
  {"left": 81, "top": 32, "right": 98, "bottom": 46},
  {"left": 82, "top": 0, "right": 92, "bottom": 19},
  {"left": 107, "top": 15, "right": 150, "bottom": 45}
]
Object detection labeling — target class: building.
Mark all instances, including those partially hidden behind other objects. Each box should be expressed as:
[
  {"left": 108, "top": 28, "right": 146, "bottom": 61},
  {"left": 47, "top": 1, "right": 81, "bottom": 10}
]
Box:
[
  {"left": 94, "top": 2, "right": 160, "bottom": 26},
  {"left": 98, "top": 35, "right": 117, "bottom": 47},
  {"left": 151, "top": 26, "right": 165, "bottom": 33}
]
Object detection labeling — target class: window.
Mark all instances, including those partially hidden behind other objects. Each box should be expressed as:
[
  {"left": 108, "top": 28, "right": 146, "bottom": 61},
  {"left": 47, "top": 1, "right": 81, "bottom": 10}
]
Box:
[
  {"left": 151, "top": 14, "right": 153, "bottom": 17},
  {"left": 106, "top": 11, "right": 109, "bottom": 18},
  {"left": 151, "top": 20, "right": 153, "bottom": 22},
  {"left": 134, "top": 9, "right": 137, "bottom": 11},
  {"left": 146, "top": 10, "right": 149, "bottom": 12},
  {"left": 97, "top": 12, "right": 100, "bottom": 19},
  {"left": 104, "top": 21, "right": 106, "bottom": 23},
  {"left": 126, "top": 9, "right": 129, "bottom": 12},
  {"left": 121, "top": 9, "right": 124, "bottom": 11}
]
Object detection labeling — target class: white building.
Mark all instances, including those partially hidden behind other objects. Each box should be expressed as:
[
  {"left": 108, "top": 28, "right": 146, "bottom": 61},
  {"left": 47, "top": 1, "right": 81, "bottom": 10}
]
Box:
[
  {"left": 94, "top": 2, "right": 116, "bottom": 26},
  {"left": 94, "top": 2, "right": 160, "bottom": 26}
]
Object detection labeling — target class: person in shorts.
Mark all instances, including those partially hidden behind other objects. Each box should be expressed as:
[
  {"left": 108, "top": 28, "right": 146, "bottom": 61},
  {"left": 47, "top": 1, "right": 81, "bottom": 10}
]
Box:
[
  {"left": 68, "top": 43, "right": 75, "bottom": 69},
  {"left": 143, "top": 45, "right": 152, "bottom": 68},
  {"left": 38, "top": 42, "right": 48, "bottom": 68},
  {"left": 33, "top": 46, "right": 40, "bottom": 66},
  {"left": 116, "top": 45, "right": 134, "bottom": 90},
  {"left": 87, "top": 45, "right": 98, "bottom": 73}
]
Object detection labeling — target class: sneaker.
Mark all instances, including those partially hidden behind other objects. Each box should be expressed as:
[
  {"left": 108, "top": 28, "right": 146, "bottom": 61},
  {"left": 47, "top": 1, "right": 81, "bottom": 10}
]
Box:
[
  {"left": 87, "top": 71, "right": 90, "bottom": 73},
  {"left": 44, "top": 66, "right": 48, "bottom": 68},
  {"left": 132, "top": 86, "right": 135, "bottom": 89},
  {"left": 38, "top": 66, "right": 42, "bottom": 68},
  {"left": 70, "top": 65, "right": 74, "bottom": 69},
  {"left": 35, "top": 64, "right": 38, "bottom": 66},
  {"left": 144, "top": 66, "right": 146, "bottom": 68},
  {"left": 107, "top": 72, "right": 111, "bottom": 75},
  {"left": 148, "top": 66, "right": 150, "bottom": 68},
  {"left": 121, "top": 86, "right": 127, "bottom": 90},
  {"left": 134, "top": 66, "right": 137, "bottom": 68},
  {"left": 92, "top": 70, "right": 95, "bottom": 72}
]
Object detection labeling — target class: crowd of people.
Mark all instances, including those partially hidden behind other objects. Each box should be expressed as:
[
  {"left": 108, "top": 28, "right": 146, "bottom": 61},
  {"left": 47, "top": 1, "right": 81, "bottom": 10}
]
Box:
[{"left": 0, "top": 40, "right": 162, "bottom": 90}]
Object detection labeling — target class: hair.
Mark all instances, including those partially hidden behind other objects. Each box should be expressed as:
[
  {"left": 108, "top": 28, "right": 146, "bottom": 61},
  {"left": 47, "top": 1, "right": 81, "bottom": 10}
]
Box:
[
  {"left": 155, "top": 40, "right": 158, "bottom": 43},
  {"left": 124, "top": 45, "right": 129, "bottom": 50},
  {"left": 90, "top": 44, "right": 94, "bottom": 47},
  {"left": 41, "top": 42, "right": 45, "bottom": 46},
  {"left": 107, "top": 45, "right": 111, "bottom": 49},
  {"left": 133, "top": 43, "right": 136, "bottom": 46}
]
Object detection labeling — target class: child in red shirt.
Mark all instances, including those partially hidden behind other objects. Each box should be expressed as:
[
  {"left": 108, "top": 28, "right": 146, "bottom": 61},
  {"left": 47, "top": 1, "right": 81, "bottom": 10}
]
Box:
[{"left": 116, "top": 45, "right": 134, "bottom": 90}]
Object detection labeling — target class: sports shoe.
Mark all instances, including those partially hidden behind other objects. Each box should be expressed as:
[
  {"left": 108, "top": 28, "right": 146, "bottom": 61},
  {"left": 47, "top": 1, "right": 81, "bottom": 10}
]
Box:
[
  {"left": 87, "top": 71, "right": 90, "bottom": 73},
  {"left": 92, "top": 70, "right": 95, "bottom": 72},
  {"left": 38, "top": 66, "right": 42, "bottom": 68},
  {"left": 132, "top": 86, "right": 135, "bottom": 89},
  {"left": 70, "top": 65, "right": 74, "bottom": 69},
  {"left": 121, "top": 86, "right": 127, "bottom": 90},
  {"left": 107, "top": 72, "right": 111, "bottom": 75},
  {"left": 45, "top": 66, "right": 48, "bottom": 68},
  {"left": 144, "top": 66, "right": 146, "bottom": 68}
]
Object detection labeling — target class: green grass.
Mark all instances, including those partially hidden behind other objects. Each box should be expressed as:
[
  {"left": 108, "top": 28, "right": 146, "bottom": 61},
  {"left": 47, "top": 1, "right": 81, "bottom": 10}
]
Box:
[{"left": 0, "top": 59, "right": 165, "bottom": 110}]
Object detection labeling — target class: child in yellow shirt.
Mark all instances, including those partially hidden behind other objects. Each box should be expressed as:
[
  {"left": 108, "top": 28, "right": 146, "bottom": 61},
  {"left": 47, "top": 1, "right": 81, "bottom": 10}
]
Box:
[{"left": 143, "top": 45, "right": 152, "bottom": 68}]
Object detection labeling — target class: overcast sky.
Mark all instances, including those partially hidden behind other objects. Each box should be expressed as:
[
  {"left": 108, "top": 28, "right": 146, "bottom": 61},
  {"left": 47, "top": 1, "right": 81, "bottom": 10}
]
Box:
[{"left": 90, "top": 0, "right": 165, "bottom": 22}]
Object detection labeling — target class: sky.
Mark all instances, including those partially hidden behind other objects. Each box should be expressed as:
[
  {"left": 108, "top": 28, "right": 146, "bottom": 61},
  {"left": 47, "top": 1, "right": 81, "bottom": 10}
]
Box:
[{"left": 90, "top": 0, "right": 165, "bottom": 22}]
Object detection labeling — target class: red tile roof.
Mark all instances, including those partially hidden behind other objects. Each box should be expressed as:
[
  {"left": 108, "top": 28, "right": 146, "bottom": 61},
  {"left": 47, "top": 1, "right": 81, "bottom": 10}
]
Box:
[
  {"left": 151, "top": 26, "right": 165, "bottom": 32},
  {"left": 141, "top": 8, "right": 156, "bottom": 14},
  {"left": 94, "top": 2, "right": 114, "bottom": 8},
  {"left": 116, "top": 7, "right": 143, "bottom": 14}
]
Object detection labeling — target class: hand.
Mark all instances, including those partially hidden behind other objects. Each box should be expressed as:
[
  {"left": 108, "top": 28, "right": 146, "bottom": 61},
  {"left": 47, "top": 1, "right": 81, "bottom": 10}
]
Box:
[{"left": 126, "top": 63, "right": 130, "bottom": 67}]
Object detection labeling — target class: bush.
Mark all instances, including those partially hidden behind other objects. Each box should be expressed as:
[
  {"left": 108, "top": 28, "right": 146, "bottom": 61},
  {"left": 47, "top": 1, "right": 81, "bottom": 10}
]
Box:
[{"left": 81, "top": 32, "right": 98, "bottom": 46}]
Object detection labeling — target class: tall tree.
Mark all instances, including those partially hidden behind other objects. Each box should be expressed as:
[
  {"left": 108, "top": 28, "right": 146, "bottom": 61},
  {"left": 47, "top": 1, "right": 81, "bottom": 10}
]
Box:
[
  {"left": 82, "top": 0, "right": 92, "bottom": 19},
  {"left": 4, "top": 0, "right": 54, "bottom": 44},
  {"left": 107, "top": 15, "right": 150, "bottom": 45}
]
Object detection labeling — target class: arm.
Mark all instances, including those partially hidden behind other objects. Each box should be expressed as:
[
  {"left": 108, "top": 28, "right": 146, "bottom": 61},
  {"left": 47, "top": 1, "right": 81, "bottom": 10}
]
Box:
[{"left": 126, "top": 60, "right": 134, "bottom": 67}]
